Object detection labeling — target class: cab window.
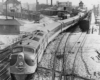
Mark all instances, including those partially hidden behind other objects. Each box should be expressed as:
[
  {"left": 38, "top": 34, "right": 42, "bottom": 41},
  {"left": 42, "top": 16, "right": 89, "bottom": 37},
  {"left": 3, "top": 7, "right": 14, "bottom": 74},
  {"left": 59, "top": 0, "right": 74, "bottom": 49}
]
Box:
[
  {"left": 37, "top": 33, "right": 43, "bottom": 36},
  {"left": 36, "top": 45, "right": 40, "bottom": 53},
  {"left": 12, "top": 47, "right": 23, "bottom": 53},
  {"left": 24, "top": 47, "right": 34, "bottom": 53},
  {"left": 33, "top": 37, "right": 40, "bottom": 41}
]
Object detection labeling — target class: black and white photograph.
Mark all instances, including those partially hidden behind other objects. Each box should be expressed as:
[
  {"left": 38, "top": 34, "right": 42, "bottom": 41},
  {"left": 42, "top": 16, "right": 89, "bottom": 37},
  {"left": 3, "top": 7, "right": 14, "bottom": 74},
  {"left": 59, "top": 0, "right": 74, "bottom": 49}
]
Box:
[{"left": 0, "top": 0, "right": 99, "bottom": 80}]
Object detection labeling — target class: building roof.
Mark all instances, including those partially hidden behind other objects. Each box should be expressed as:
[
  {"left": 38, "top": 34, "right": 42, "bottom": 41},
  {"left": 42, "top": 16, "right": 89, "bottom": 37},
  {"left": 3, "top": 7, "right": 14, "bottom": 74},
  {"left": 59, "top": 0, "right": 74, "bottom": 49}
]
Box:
[{"left": 0, "top": 19, "right": 21, "bottom": 26}]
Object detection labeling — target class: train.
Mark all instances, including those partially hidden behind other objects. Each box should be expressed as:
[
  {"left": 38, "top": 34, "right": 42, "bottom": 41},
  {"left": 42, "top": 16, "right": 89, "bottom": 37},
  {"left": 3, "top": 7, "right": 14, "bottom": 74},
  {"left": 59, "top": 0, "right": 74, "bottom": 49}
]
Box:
[{"left": 9, "top": 12, "right": 87, "bottom": 74}]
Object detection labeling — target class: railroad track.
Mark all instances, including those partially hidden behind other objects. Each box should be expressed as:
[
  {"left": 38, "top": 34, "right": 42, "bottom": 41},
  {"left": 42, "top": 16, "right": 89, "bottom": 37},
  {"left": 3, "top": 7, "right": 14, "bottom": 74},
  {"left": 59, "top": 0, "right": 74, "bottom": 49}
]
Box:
[
  {"left": 0, "top": 36, "right": 24, "bottom": 80},
  {"left": 52, "top": 32, "right": 70, "bottom": 80},
  {"left": 33, "top": 23, "right": 90, "bottom": 80},
  {"left": 63, "top": 32, "right": 92, "bottom": 80},
  {"left": 69, "top": 32, "right": 87, "bottom": 80},
  {"left": 35, "top": 26, "right": 79, "bottom": 80},
  {"left": 51, "top": 26, "right": 79, "bottom": 80},
  {"left": 36, "top": 25, "right": 83, "bottom": 80}
]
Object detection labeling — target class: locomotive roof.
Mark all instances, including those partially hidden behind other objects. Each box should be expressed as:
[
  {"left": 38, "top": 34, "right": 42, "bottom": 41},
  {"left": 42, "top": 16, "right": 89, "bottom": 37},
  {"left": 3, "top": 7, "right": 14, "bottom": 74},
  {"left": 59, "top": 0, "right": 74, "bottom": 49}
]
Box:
[
  {"left": 18, "top": 30, "right": 46, "bottom": 49},
  {"left": 21, "top": 40, "right": 39, "bottom": 49},
  {"left": 0, "top": 19, "right": 21, "bottom": 26},
  {"left": 45, "top": 22, "right": 61, "bottom": 31}
]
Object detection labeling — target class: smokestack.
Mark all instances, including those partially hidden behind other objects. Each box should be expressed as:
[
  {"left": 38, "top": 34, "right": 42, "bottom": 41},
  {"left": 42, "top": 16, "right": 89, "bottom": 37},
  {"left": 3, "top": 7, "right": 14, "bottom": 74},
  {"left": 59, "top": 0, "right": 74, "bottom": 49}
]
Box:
[
  {"left": 51, "top": 0, "right": 52, "bottom": 6},
  {"left": 6, "top": 0, "right": 8, "bottom": 19}
]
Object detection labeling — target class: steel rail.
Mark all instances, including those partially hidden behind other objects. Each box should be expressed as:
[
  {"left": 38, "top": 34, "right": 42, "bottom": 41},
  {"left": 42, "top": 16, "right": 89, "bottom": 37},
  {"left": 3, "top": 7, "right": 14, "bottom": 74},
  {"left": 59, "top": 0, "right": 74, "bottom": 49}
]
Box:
[
  {"left": 70, "top": 32, "right": 88, "bottom": 80},
  {"left": 52, "top": 26, "right": 78, "bottom": 80},
  {"left": 60, "top": 31, "right": 83, "bottom": 80}
]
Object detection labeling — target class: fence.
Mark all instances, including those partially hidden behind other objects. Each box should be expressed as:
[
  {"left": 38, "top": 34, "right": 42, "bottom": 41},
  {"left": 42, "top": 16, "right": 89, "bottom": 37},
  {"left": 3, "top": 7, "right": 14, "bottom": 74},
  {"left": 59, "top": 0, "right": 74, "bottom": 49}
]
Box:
[{"left": 2, "top": 11, "right": 40, "bottom": 21}]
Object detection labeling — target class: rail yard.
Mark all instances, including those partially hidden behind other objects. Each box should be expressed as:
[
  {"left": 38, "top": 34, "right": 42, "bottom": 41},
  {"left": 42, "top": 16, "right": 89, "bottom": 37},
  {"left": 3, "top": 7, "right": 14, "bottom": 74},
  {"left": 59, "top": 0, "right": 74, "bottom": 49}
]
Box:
[
  {"left": 0, "top": 0, "right": 100, "bottom": 80},
  {"left": 32, "top": 21, "right": 90, "bottom": 80}
]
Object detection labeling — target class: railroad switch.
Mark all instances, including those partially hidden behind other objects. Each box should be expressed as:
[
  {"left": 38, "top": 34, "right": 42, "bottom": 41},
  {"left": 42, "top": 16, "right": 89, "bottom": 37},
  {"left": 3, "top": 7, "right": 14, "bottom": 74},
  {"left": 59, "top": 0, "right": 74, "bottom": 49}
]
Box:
[{"left": 56, "top": 54, "right": 64, "bottom": 59}]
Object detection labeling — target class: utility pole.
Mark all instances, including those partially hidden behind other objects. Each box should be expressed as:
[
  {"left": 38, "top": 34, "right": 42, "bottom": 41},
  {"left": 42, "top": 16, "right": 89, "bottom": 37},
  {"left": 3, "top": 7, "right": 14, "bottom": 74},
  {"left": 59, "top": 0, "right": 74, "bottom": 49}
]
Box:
[
  {"left": 51, "top": 0, "right": 53, "bottom": 6},
  {"left": 27, "top": 3, "right": 30, "bottom": 20},
  {"left": 27, "top": 3, "right": 29, "bottom": 12},
  {"left": 13, "top": 0, "right": 15, "bottom": 19},
  {"left": 6, "top": 0, "right": 8, "bottom": 19},
  {"left": 2, "top": 0, "right": 4, "bottom": 13},
  {"left": 36, "top": 0, "right": 38, "bottom": 11}
]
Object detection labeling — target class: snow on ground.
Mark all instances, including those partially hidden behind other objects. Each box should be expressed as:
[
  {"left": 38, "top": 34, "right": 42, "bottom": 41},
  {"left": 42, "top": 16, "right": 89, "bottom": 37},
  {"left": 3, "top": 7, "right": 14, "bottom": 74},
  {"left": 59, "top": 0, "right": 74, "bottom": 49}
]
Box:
[
  {"left": 20, "top": 15, "right": 56, "bottom": 33},
  {"left": 0, "top": 15, "right": 12, "bottom": 19},
  {"left": 37, "top": 31, "right": 100, "bottom": 80},
  {"left": 39, "top": 16, "right": 55, "bottom": 25},
  {"left": 82, "top": 34, "right": 100, "bottom": 80},
  {"left": 0, "top": 35, "right": 18, "bottom": 49},
  {"left": 20, "top": 23, "right": 44, "bottom": 33}
]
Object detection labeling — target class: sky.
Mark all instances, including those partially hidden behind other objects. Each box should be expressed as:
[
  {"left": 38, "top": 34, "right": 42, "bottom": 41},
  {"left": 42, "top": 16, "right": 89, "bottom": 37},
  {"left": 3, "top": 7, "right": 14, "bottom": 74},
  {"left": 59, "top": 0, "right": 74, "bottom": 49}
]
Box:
[{"left": 1, "top": 0, "right": 100, "bottom": 8}]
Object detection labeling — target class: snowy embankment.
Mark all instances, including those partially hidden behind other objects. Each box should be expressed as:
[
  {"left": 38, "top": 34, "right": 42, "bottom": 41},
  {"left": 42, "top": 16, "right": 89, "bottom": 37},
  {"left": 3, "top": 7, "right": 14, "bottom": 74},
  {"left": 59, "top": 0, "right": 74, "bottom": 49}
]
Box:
[{"left": 20, "top": 15, "right": 56, "bottom": 33}]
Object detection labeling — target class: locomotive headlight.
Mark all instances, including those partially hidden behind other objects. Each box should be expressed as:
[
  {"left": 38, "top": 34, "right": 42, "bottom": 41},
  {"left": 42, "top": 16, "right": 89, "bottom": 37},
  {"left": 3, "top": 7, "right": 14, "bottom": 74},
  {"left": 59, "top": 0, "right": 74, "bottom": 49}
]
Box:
[
  {"left": 19, "top": 62, "right": 24, "bottom": 66},
  {"left": 24, "top": 59, "right": 35, "bottom": 66},
  {"left": 17, "top": 61, "right": 24, "bottom": 71},
  {"left": 19, "top": 55, "right": 23, "bottom": 58}
]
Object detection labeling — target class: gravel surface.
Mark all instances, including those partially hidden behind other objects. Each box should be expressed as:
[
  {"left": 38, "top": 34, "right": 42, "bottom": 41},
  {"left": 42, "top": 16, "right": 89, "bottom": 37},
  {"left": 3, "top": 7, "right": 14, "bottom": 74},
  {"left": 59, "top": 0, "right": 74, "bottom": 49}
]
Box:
[
  {"left": 34, "top": 27, "right": 85, "bottom": 80},
  {"left": 34, "top": 32, "right": 100, "bottom": 80}
]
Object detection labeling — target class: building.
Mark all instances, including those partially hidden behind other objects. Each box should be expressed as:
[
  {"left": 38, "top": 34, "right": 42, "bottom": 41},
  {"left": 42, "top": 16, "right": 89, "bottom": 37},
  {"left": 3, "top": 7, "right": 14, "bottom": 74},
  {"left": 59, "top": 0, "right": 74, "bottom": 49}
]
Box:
[
  {"left": 77, "top": 1, "right": 87, "bottom": 12},
  {"left": 21, "top": 3, "right": 36, "bottom": 12},
  {"left": 79, "top": 1, "right": 84, "bottom": 9},
  {"left": 57, "top": 1, "right": 72, "bottom": 7},
  {"left": 3, "top": 0, "right": 21, "bottom": 13}
]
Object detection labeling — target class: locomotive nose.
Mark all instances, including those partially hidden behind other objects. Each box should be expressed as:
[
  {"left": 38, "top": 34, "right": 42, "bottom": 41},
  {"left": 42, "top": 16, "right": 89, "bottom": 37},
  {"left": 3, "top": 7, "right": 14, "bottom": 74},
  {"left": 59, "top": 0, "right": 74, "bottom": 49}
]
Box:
[
  {"left": 16, "top": 54, "right": 25, "bottom": 71},
  {"left": 10, "top": 48, "right": 37, "bottom": 74},
  {"left": 10, "top": 53, "right": 25, "bottom": 71}
]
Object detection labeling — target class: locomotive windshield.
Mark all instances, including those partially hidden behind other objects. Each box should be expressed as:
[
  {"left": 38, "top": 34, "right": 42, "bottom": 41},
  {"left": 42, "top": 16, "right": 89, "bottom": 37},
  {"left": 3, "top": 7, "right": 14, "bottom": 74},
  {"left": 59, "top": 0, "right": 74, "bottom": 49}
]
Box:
[
  {"left": 12, "top": 47, "right": 23, "bottom": 53},
  {"left": 32, "top": 37, "right": 40, "bottom": 41},
  {"left": 12, "top": 46, "right": 34, "bottom": 53},
  {"left": 37, "top": 33, "right": 43, "bottom": 36},
  {"left": 23, "top": 47, "right": 34, "bottom": 53}
]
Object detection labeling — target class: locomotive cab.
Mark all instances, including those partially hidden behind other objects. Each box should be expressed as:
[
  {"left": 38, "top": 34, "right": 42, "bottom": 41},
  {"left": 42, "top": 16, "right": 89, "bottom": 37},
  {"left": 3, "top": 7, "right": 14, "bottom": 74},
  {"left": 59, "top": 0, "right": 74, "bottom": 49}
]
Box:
[
  {"left": 10, "top": 29, "right": 48, "bottom": 74},
  {"left": 10, "top": 46, "right": 37, "bottom": 74}
]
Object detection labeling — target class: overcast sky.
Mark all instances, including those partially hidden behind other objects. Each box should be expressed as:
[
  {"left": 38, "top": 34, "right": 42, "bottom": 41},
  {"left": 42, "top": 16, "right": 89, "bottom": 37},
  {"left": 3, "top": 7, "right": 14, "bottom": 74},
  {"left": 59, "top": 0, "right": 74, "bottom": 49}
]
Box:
[{"left": 1, "top": 0, "right": 100, "bottom": 8}]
